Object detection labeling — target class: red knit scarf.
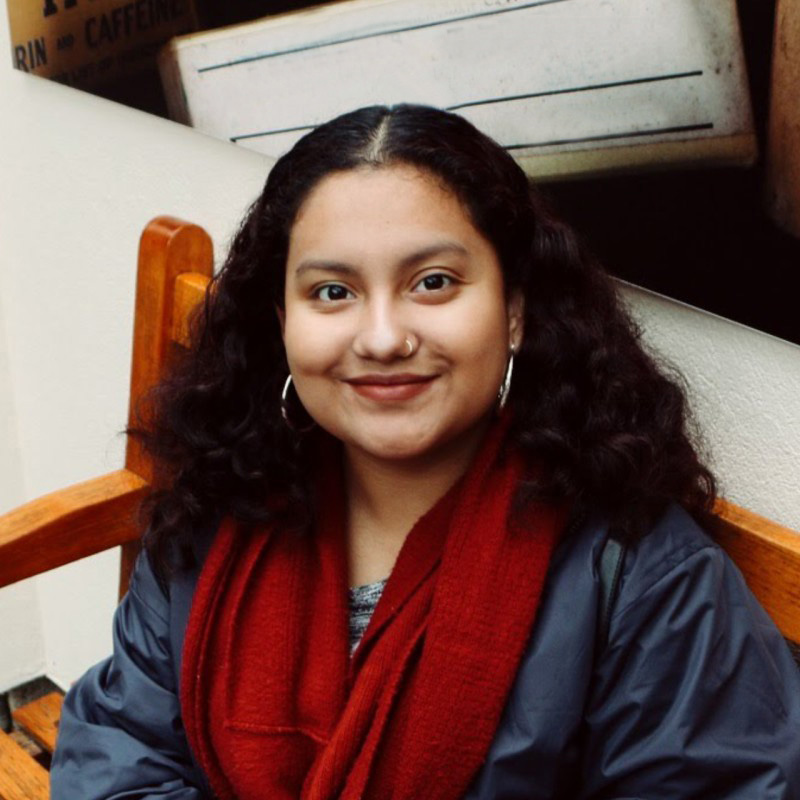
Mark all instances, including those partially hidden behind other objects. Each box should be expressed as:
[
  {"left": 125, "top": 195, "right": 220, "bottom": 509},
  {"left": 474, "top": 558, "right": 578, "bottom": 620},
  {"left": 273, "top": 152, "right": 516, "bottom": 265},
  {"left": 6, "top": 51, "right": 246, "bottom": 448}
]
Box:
[{"left": 181, "top": 421, "right": 565, "bottom": 799}]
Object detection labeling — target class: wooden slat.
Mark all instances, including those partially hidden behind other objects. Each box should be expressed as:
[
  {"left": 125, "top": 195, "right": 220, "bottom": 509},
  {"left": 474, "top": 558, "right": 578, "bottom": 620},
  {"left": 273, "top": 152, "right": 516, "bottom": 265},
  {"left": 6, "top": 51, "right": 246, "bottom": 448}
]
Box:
[
  {"left": 118, "top": 219, "right": 213, "bottom": 596},
  {"left": 0, "top": 469, "right": 148, "bottom": 589},
  {"left": 708, "top": 498, "right": 800, "bottom": 644},
  {"left": 12, "top": 693, "right": 63, "bottom": 755},
  {"left": 125, "top": 217, "right": 213, "bottom": 485},
  {"left": 0, "top": 729, "right": 48, "bottom": 800},
  {"left": 171, "top": 271, "right": 211, "bottom": 348}
]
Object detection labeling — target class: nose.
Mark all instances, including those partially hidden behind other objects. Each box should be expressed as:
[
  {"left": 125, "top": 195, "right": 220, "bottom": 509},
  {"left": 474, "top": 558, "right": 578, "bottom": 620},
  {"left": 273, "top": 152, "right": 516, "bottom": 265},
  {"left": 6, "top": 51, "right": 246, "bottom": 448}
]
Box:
[{"left": 352, "top": 296, "right": 411, "bottom": 362}]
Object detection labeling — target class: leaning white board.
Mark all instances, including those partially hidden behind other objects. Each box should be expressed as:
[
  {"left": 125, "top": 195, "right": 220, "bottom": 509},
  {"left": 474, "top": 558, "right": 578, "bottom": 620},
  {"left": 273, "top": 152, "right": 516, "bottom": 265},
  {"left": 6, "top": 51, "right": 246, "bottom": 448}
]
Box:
[{"left": 158, "top": 0, "right": 756, "bottom": 180}]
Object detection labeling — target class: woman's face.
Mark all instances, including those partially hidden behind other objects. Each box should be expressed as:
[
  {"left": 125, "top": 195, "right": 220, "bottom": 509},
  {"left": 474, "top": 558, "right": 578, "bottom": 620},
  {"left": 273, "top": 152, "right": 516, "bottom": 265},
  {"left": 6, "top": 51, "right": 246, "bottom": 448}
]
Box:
[{"left": 282, "top": 164, "right": 523, "bottom": 465}]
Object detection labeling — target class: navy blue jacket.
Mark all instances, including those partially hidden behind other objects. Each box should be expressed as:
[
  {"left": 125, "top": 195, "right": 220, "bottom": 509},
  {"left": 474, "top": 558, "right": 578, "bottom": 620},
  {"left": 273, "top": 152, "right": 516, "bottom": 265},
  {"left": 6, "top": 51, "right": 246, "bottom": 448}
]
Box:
[{"left": 51, "top": 506, "right": 800, "bottom": 798}]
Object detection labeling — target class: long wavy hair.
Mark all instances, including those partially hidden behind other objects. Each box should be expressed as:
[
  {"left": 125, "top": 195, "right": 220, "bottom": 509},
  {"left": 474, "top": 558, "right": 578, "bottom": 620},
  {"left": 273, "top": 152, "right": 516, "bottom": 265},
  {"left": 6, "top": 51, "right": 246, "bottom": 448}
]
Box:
[{"left": 134, "top": 104, "right": 715, "bottom": 575}]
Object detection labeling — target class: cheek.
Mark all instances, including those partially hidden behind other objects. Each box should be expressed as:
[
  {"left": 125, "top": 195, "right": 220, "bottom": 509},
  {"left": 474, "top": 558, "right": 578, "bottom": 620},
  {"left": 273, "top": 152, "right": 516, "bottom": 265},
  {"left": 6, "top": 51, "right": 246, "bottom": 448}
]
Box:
[
  {"left": 283, "top": 310, "right": 346, "bottom": 377},
  {"left": 428, "top": 299, "right": 510, "bottom": 411},
  {"left": 439, "top": 298, "right": 509, "bottom": 364},
  {"left": 465, "top": 334, "right": 509, "bottom": 401}
]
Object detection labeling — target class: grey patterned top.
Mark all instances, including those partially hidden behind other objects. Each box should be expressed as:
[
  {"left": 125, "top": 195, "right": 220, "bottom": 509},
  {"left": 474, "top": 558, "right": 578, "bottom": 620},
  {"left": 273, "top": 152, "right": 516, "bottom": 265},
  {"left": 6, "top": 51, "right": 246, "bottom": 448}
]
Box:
[{"left": 348, "top": 578, "right": 388, "bottom": 655}]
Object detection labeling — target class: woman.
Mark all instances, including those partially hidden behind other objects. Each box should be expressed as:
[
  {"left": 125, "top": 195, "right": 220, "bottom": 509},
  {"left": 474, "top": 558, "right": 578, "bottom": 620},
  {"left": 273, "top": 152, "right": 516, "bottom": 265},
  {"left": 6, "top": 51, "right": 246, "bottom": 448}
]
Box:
[{"left": 51, "top": 105, "right": 800, "bottom": 799}]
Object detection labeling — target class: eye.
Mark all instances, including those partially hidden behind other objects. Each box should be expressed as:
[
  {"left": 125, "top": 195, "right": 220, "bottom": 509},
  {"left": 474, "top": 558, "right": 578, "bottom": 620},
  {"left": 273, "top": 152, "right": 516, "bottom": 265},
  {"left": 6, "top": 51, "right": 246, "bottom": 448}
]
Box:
[
  {"left": 313, "top": 283, "right": 354, "bottom": 302},
  {"left": 412, "top": 273, "right": 454, "bottom": 293}
]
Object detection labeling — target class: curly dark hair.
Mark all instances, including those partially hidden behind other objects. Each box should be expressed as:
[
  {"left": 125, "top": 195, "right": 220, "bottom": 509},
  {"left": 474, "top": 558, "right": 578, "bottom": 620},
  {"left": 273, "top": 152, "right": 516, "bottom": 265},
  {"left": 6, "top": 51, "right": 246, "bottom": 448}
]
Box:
[{"left": 134, "top": 104, "right": 715, "bottom": 575}]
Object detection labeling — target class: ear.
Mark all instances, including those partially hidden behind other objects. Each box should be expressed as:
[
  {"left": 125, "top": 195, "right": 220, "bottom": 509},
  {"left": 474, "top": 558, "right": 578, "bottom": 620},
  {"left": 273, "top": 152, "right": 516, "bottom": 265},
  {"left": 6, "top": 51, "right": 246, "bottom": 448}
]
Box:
[
  {"left": 276, "top": 305, "right": 286, "bottom": 339},
  {"left": 507, "top": 290, "right": 524, "bottom": 351}
]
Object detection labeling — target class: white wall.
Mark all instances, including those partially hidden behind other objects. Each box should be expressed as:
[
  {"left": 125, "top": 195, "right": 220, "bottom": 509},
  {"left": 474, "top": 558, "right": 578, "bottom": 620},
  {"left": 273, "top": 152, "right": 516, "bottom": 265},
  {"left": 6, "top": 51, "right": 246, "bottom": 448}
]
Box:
[
  {"left": 0, "top": 287, "right": 46, "bottom": 693},
  {"left": 1, "top": 10, "right": 799, "bottom": 689},
  {"left": 627, "top": 287, "right": 800, "bottom": 527},
  {"left": 0, "top": 8, "right": 271, "bottom": 689}
]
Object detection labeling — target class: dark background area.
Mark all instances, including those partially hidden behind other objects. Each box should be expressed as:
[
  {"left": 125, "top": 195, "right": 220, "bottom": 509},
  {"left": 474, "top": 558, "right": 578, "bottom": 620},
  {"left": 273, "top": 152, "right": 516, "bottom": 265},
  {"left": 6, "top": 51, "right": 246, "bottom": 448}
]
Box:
[
  {"left": 543, "top": 0, "right": 799, "bottom": 346},
  {"left": 95, "top": 0, "right": 798, "bottom": 345}
]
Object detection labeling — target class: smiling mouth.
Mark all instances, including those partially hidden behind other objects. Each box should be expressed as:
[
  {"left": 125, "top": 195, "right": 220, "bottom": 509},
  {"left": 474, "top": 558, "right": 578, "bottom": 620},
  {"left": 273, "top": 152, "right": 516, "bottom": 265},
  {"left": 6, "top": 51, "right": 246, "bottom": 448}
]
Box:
[{"left": 345, "top": 374, "right": 437, "bottom": 402}]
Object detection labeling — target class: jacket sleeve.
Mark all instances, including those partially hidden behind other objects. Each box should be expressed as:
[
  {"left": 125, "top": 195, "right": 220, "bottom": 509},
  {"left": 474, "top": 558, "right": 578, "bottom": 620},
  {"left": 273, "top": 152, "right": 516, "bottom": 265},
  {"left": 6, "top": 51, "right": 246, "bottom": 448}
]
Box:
[
  {"left": 580, "top": 519, "right": 800, "bottom": 799},
  {"left": 50, "top": 552, "right": 210, "bottom": 800}
]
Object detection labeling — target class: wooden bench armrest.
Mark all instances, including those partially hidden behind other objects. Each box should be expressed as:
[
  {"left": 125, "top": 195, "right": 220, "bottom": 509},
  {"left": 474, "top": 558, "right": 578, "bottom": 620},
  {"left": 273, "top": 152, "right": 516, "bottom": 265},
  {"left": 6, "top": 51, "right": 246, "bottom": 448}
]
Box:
[
  {"left": 0, "top": 221, "right": 212, "bottom": 595},
  {"left": 0, "top": 469, "right": 148, "bottom": 589}
]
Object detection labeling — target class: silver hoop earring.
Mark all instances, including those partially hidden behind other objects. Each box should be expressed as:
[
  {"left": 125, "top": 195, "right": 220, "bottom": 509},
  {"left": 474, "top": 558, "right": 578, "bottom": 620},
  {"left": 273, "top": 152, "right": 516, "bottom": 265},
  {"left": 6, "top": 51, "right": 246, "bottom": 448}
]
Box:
[
  {"left": 497, "top": 350, "right": 515, "bottom": 412},
  {"left": 281, "top": 374, "right": 315, "bottom": 433}
]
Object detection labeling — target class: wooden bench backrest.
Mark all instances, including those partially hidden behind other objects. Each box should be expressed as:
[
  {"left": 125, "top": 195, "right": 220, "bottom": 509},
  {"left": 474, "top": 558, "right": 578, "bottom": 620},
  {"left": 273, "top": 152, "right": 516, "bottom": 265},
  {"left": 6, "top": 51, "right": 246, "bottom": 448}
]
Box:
[
  {"left": 705, "top": 499, "right": 800, "bottom": 647},
  {"left": 0, "top": 217, "right": 212, "bottom": 598},
  {"left": 1, "top": 217, "right": 799, "bottom": 647}
]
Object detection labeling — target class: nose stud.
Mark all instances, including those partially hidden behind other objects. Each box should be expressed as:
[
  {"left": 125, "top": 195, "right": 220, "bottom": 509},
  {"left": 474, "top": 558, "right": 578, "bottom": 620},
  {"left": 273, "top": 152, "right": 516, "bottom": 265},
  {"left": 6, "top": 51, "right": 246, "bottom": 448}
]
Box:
[{"left": 403, "top": 336, "right": 417, "bottom": 358}]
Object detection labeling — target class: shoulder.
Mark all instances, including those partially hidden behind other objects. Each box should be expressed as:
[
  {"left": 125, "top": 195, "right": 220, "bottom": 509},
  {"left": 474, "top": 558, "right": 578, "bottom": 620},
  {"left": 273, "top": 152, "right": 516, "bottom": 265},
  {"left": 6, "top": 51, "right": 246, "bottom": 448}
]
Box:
[
  {"left": 567, "top": 502, "right": 795, "bottom": 698},
  {"left": 467, "top": 508, "right": 719, "bottom": 797},
  {"left": 602, "top": 504, "right": 790, "bottom": 669},
  {"left": 610, "top": 504, "right": 721, "bottom": 615},
  {"left": 123, "top": 520, "right": 219, "bottom": 675},
  {"left": 134, "top": 518, "right": 220, "bottom": 600},
  {"left": 52, "top": 524, "right": 220, "bottom": 798},
  {"left": 546, "top": 503, "right": 735, "bottom": 634},
  {"left": 581, "top": 505, "right": 800, "bottom": 795},
  {"left": 532, "top": 503, "right": 717, "bottom": 638},
  {"left": 472, "top": 506, "right": 800, "bottom": 797}
]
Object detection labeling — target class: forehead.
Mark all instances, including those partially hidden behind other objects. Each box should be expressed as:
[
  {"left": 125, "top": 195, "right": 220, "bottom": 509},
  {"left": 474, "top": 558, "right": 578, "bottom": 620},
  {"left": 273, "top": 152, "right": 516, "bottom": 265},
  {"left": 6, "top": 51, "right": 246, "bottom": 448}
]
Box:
[{"left": 287, "top": 165, "right": 490, "bottom": 263}]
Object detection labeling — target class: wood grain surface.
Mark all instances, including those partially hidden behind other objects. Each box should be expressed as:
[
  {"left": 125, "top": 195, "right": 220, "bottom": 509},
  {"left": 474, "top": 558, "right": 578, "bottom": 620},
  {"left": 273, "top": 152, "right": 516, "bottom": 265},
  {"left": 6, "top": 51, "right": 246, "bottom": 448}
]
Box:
[
  {"left": 0, "top": 469, "right": 147, "bottom": 589},
  {"left": 0, "top": 729, "right": 49, "bottom": 800},
  {"left": 708, "top": 498, "right": 800, "bottom": 644},
  {"left": 12, "top": 692, "right": 63, "bottom": 755}
]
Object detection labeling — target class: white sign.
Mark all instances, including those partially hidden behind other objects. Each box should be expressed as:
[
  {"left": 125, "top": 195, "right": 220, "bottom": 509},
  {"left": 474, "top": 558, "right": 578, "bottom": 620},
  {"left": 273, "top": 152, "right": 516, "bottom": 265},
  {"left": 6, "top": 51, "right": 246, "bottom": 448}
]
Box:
[{"left": 159, "top": 0, "right": 756, "bottom": 179}]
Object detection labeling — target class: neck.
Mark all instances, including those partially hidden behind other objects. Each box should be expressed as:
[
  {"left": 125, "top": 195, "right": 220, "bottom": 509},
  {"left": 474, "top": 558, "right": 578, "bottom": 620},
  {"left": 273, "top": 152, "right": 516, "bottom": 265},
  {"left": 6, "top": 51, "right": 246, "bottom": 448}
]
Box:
[{"left": 343, "top": 418, "right": 492, "bottom": 585}]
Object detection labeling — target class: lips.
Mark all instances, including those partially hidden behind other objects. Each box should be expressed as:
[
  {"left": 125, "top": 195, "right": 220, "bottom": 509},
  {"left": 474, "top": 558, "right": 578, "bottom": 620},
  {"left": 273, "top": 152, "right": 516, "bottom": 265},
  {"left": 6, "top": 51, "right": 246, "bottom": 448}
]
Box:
[{"left": 345, "top": 373, "right": 436, "bottom": 402}]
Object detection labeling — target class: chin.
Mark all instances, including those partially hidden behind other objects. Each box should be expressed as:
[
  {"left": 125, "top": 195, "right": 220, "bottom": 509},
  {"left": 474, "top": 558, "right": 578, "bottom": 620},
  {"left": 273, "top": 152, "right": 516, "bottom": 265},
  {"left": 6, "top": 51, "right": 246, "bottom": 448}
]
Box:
[
  {"left": 340, "top": 420, "right": 440, "bottom": 462},
  {"left": 349, "top": 417, "right": 484, "bottom": 465},
  {"left": 355, "top": 436, "right": 434, "bottom": 463}
]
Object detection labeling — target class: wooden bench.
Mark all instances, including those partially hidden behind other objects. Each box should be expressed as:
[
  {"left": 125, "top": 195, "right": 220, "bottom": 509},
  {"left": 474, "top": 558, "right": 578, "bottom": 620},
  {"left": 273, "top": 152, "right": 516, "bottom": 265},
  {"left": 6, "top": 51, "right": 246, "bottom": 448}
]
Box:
[
  {"left": 0, "top": 217, "right": 798, "bottom": 798},
  {"left": 0, "top": 217, "right": 212, "bottom": 800},
  {"left": 0, "top": 692, "right": 62, "bottom": 800}
]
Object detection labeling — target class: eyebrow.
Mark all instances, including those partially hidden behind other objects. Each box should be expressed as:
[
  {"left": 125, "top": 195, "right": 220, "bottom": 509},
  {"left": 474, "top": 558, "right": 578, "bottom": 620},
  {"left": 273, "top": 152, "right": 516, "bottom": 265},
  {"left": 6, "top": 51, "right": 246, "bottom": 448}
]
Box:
[{"left": 293, "top": 241, "right": 469, "bottom": 278}]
